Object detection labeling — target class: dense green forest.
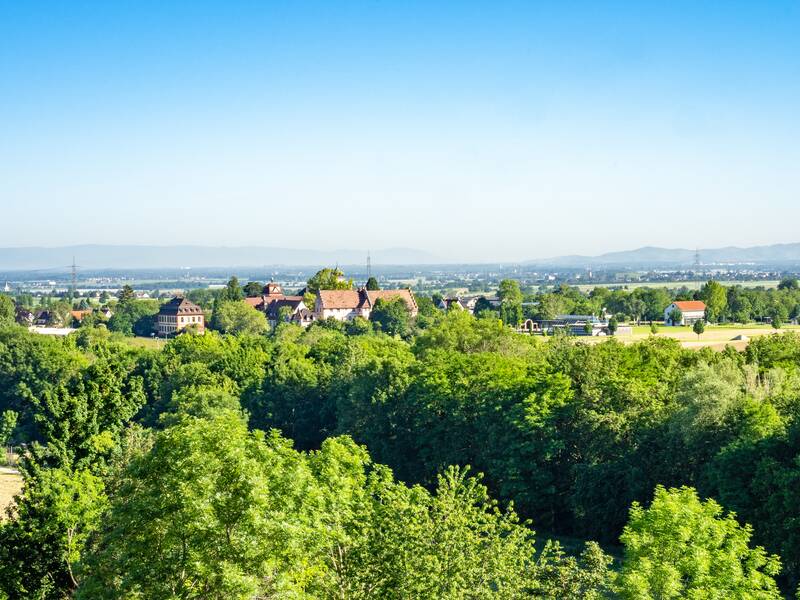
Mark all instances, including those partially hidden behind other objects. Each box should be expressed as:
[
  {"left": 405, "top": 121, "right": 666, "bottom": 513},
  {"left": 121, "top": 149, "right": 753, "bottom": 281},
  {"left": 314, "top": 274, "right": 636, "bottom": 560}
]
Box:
[{"left": 2, "top": 303, "right": 800, "bottom": 597}]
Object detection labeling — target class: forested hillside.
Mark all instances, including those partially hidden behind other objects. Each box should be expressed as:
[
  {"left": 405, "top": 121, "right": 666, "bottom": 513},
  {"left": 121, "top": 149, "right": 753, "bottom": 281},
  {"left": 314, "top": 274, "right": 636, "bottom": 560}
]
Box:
[{"left": 1, "top": 313, "right": 799, "bottom": 598}]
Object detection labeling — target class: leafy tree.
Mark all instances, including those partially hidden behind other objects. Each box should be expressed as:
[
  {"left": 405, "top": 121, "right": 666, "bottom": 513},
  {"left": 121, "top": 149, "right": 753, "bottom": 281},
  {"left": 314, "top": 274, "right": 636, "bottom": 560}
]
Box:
[
  {"left": 212, "top": 301, "right": 268, "bottom": 335},
  {"left": 116, "top": 285, "right": 135, "bottom": 304},
  {"left": 650, "top": 322, "right": 659, "bottom": 335},
  {"left": 77, "top": 409, "right": 320, "bottom": 599},
  {"left": 0, "top": 467, "right": 107, "bottom": 599},
  {"left": 499, "top": 300, "right": 523, "bottom": 327},
  {"left": 346, "top": 316, "right": 373, "bottom": 335},
  {"left": 0, "top": 410, "right": 17, "bottom": 446},
  {"left": 700, "top": 280, "right": 728, "bottom": 323},
  {"left": 498, "top": 279, "right": 523, "bottom": 304},
  {"left": 777, "top": 277, "right": 799, "bottom": 291},
  {"left": 0, "top": 295, "right": 14, "bottom": 325},
  {"left": 668, "top": 307, "right": 682, "bottom": 325},
  {"left": 693, "top": 319, "right": 705, "bottom": 339},
  {"left": 472, "top": 296, "right": 496, "bottom": 317},
  {"left": 242, "top": 281, "right": 263, "bottom": 297},
  {"left": 607, "top": 316, "right": 618, "bottom": 335},
  {"left": 616, "top": 486, "right": 782, "bottom": 599},
  {"left": 306, "top": 268, "right": 353, "bottom": 294},
  {"left": 769, "top": 304, "right": 788, "bottom": 330},
  {"left": 365, "top": 276, "right": 380, "bottom": 291},
  {"left": 107, "top": 299, "right": 159, "bottom": 337},
  {"left": 370, "top": 297, "right": 411, "bottom": 337},
  {"left": 223, "top": 276, "right": 243, "bottom": 302}
]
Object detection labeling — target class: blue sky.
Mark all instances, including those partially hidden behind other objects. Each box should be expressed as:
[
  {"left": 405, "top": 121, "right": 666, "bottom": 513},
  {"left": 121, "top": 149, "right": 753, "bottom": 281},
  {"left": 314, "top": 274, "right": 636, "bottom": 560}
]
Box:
[{"left": 1, "top": 1, "right": 799, "bottom": 262}]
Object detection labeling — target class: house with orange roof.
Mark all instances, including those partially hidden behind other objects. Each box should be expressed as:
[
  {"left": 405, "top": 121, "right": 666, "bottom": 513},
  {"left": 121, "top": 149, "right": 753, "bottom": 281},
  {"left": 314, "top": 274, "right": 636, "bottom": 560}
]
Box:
[
  {"left": 315, "top": 288, "right": 417, "bottom": 322},
  {"left": 664, "top": 300, "right": 706, "bottom": 326}
]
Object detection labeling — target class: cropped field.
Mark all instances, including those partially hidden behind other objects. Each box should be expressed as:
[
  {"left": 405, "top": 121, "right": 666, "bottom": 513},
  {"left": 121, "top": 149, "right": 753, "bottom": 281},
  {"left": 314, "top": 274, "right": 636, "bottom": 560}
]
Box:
[{"left": 573, "top": 280, "right": 781, "bottom": 293}]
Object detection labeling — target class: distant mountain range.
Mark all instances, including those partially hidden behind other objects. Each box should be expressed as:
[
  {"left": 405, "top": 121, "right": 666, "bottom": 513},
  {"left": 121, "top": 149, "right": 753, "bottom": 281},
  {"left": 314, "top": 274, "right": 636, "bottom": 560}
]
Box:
[
  {"left": 2, "top": 242, "right": 799, "bottom": 271},
  {"left": 0, "top": 245, "right": 441, "bottom": 270},
  {"left": 527, "top": 243, "right": 800, "bottom": 268}
]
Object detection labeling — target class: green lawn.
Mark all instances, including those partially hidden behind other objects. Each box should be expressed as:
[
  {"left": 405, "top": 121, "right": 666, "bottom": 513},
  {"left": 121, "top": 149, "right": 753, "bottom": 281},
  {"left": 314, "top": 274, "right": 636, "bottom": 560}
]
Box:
[{"left": 120, "top": 336, "right": 164, "bottom": 350}]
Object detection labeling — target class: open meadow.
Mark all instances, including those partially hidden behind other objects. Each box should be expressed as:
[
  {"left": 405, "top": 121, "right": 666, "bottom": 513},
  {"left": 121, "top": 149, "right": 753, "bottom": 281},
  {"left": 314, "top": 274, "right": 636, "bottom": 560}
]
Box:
[{"left": 621, "top": 323, "right": 800, "bottom": 350}]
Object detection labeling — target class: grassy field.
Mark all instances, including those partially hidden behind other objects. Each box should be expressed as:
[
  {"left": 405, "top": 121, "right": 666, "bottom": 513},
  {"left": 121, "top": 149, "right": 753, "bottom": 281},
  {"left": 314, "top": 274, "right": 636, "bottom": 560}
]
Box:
[
  {"left": 618, "top": 323, "right": 800, "bottom": 350},
  {"left": 120, "top": 336, "right": 164, "bottom": 350},
  {"left": 0, "top": 469, "right": 23, "bottom": 518}
]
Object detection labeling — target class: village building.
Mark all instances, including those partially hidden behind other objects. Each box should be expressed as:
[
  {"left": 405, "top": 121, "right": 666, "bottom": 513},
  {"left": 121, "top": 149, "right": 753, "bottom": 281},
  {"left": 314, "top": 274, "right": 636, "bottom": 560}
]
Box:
[
  {"left": 438, "top": 297, "right": 469, "bottom": 312},
  {"left": 664, "top": 300, "right": 706, "bottom": 326},
  {"left": 15, "top": 307, "right": 34, "bottom": 326},
  {"left": 530, "top": 314, "right": 633, "bottom": 336},
  {"left": 244, "top": 282, "right": 313, "bottom": 327},
  {"left": 70, "top": 309, "right": 93, "bottom": 324},
  {"left": 33, "top": 310, "right": 54, "bottom": 326},
  {"left": 315, "top": 288, "right": 418, "bottom": 321},
  {"left": 157, "top": 296, "right": 205, "bottom": 337}
]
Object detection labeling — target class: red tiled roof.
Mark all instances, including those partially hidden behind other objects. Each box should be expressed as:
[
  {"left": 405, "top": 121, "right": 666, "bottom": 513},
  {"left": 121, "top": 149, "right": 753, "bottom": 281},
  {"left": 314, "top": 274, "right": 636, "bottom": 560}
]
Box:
[
  {"left": 159, "top": 297, "right": 204, "bottom": 315},
  {"left": 367, "top": 289, "right": 418, "bottom": 312},
  {"left": 318, "top": 289, "right": 367, "bottom": 309},
  {"left": 673, "top": 300, "right": 706, "bottom": 311},
  {"left": 244, "top": 297, "right": 264, "bottom": 309},
  {"left": 317, "top": 288, "right": 418, "bottom": 313}
]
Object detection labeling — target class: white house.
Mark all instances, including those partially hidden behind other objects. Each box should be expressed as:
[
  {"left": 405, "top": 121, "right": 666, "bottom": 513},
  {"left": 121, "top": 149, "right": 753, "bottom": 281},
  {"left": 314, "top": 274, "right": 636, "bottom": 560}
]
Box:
[
  {"left": 664, "top": 300, "right": 706, "bottom": 326},
  {"left": 315, "top": 288, "right": 418, "bottom": 321}
]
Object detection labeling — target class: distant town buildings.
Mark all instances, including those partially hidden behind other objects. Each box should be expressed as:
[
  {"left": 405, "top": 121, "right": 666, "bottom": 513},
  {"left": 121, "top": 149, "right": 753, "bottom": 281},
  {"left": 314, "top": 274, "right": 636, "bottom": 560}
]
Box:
[
  {"left": 157, "top": 296, "right": 205, "bottom": 336},
  {"left": 664, "top": 301, "right": 706, "bottom": 326}
]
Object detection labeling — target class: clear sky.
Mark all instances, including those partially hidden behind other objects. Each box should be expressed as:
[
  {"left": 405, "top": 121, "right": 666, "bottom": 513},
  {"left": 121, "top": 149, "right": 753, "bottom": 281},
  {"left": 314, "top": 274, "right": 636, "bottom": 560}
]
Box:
[{"left": 1, "top": 1, "right": 799, "bottom": 262}]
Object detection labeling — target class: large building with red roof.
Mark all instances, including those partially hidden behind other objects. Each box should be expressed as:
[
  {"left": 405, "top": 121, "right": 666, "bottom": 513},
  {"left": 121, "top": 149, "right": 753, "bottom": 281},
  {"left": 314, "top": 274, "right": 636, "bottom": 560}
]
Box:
[{"left": 315, "top": 288, "right": 417, "bottom": 322}]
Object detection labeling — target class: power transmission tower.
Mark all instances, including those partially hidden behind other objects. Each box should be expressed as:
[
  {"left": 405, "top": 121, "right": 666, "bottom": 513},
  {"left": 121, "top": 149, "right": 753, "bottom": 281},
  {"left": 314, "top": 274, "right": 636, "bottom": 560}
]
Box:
[
  {"left": 366, "top": 250, "right": 372, "bottom": 280},
  {"left": 694, "top": 248, "right": 701, "bottom": 271},
  {"left": 71, "top": 256, "right": 77, "bottom": 299}
]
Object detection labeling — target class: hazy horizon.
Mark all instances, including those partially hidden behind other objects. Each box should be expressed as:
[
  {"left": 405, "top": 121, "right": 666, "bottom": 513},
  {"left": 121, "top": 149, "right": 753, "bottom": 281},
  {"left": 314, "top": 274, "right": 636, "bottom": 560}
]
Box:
[{"left": 2, "top": 2, "right": 799, "bottom": 262}]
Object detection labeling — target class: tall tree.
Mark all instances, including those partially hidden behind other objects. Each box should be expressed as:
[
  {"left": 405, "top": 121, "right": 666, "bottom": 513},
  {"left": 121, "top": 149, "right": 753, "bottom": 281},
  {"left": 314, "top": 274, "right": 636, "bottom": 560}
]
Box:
[
  {"left": 616, "top": 486, "right": 781, "bottom": 599},
  {"left": 223, "top": 276, "right": 244, "bottom": 302},
  {"left": 242, "top": 281, "right": 264, "bottom": 297},
  {"left": 306, "top": 268, "right": 353, "bottom": 294},
  {"left": 700, "top": 280, "right": 728, "bottom": 322},
  {"left": 370, "top": 297, "right": 411, "bottom": 337},
  {"left": 0, "top": 294, "right": 15, "bottom": 325},
  {"left": 212, "top": 301, "right": 268, "bottom": 335},
  {"left": 116, "top": 285, "right": 135, "bottom": 304}
]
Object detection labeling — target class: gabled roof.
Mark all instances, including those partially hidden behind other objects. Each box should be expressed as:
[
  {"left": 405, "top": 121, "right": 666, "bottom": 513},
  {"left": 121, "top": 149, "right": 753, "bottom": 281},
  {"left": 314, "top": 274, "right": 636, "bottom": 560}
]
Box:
[
  {"left": 244, "top": 297, "right": 265, "bottom": 309},
  {"left": 318, "top": 289, "right": 368, "bottom": 310},
  {"left": 264, "top": 297, "right": 304, "bottom": 319},
  {"left": 159, "top": 296, "right": 203, "bottom": 315},
  {"left": 263, "top": 282, "right": 284, "bottom": 296},
  {"left": 672, "top": 300, "right": 706, "bottom": 312},
  {"left": 366, "top": 289, "right": 417, "bottom": 312}
]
